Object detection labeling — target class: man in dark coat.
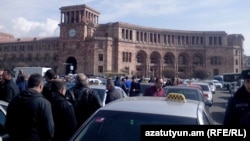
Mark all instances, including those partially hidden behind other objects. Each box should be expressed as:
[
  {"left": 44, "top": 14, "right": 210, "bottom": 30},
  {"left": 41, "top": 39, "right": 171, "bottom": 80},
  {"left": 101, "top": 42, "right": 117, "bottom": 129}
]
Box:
[
  {"left": 0, "top": 69, "right": 20, "bottom": 102},
  {"left": 42, "top": 69, "right": 56, "bottom": 100},
  {"left": 224, "top": 69, "right": 250, "bottom": 125},
  {"left": 65, "top": 73, "right": 102, "bottom": 128},
  {"left": 48, "top": 79, "right": 77, "bottom": 141},
  {"left": 106, "top": 78, "right": 123, "bottom": 104},
  {"left": 129, "top": 76, "right": 141, "bottom": 97},
  {"left": 5, "top": 73, "right": 54, "bottom": 141}
]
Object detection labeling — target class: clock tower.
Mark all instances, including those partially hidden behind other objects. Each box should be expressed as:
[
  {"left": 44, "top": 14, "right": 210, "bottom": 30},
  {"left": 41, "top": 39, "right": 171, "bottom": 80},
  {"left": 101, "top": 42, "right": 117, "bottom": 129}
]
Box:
[
  {"left": 58, "top": 4, "right": 100, "bottom": 74},
  {"left": 59, "top": 4, "right": 100, "bottom": 41}
]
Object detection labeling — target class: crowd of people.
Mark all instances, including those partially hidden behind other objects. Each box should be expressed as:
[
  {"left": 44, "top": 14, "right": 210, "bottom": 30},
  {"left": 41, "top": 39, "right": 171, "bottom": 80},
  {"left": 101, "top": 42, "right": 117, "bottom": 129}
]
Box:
[
  {"left": 0, "top": 68, "right": 102, "bottom": 141},
  {"left": 1, "top": 67, "right": 250, "bottom": 140}
]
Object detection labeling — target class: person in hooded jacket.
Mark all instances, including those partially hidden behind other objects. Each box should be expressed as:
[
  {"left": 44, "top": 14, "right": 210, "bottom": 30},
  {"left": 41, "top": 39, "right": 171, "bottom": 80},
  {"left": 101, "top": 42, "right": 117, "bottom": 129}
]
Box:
[
  {"left": 48, "top": 79, "right": 77, "bottom": 141},
  {"left": 224, "top": 69, "right": 250, "bottom": 125},
  {"left": 5, "top": 73, "right": 54, "bottom": 141}
]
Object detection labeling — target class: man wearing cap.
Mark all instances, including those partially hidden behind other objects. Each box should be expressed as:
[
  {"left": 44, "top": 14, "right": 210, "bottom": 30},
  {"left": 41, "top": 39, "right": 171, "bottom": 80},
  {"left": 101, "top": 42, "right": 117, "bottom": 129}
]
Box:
[
  {"left": 224, "top": 69, "right": 250, "bottom": 125},
  {"left": 0, "top": 69, "right": 20, "bottom": 102}
]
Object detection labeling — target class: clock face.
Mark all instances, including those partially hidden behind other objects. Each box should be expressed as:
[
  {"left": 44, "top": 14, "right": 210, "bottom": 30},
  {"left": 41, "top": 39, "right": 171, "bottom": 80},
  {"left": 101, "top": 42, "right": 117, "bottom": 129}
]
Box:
[{"left": 68, "top": 28, "right": 76, "bottom": 37}]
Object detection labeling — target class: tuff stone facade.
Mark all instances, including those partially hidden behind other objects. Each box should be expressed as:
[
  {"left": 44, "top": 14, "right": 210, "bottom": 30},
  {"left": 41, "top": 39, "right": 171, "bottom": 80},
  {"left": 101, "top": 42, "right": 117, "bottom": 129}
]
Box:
[{"left": 0, "top": 4, "right": 245, "bottom": 78}]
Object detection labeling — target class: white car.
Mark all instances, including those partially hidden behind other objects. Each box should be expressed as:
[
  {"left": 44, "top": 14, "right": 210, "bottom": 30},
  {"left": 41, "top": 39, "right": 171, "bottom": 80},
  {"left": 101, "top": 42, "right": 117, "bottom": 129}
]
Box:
[
  {"left": 69, "top": 93, "right": 215, "bottom": 141},
  {"left": 203, "top": 80, "right": 216, "bottom": 94},
  {"left": 89, "top": 78, "right": 104, "bottom": 85},
  {"left": 191, "top": 82, "right": 213, "bottom": 106},
  {"left": 212, "top": 80, "right": 223, "bottom": 89}
]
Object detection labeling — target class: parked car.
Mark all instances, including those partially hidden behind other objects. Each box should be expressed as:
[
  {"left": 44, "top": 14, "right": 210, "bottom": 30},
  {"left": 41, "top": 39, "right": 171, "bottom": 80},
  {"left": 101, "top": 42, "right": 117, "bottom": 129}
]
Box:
[
  {"left": 164, "top": 86, "right": 211, "bottom": 106},
  {"left": 190, "top": 82, "right": 213, "bottom": 106},
  {"left": 203, "top": 80, "right": 216, "bottom": 94},
  {"left": 69, "top": 93, "right": 215, "bottom": 141},
  {"left": 212, "top": 80, "right": 223, "bottom": 89},
  {"left": 89, "top": 78, "right": 104, "bottom": 85},
  {"left": 89, "top": 85, "right": 128, "bottom": 106},
  {"left": 0, "top": 100, "right": 9, "bottom": 141}
]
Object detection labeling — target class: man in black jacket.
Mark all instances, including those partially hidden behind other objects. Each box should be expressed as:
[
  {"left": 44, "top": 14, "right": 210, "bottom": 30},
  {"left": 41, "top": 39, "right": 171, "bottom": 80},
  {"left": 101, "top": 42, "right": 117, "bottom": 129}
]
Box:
[
  {"left": 42, "top": 69, "right": 56, "bottom": 100},
  {"left": 5, "top": 73, "right": 54, "bottom": 141},
  {"left": 65, "top": 73, "right": 102, "bottom": 128},
  {"left": 0, "top": 69, "right": 20, "bottom": 102},
  {"left": 49, "top": 79, "right": 77, "bottom": 141},
  {"left": 224, "top": 69, "right": 250, "bottom": 125}
]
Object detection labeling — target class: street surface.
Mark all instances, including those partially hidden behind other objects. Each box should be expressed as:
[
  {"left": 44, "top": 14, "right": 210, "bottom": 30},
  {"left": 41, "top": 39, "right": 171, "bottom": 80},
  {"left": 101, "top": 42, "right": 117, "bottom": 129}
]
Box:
[{"left": 209, "top": 88, "right": 231, "bottom": 125}]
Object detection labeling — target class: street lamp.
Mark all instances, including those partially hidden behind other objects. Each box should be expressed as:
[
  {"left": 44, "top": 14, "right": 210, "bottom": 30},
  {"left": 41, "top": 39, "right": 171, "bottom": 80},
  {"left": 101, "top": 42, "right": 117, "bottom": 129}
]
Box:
[
  {"left": 70, "top": 64, "right": 74, "bottom": 74},
  {"left": 63, "top": 63, "right": 74, "bottom": 74}
]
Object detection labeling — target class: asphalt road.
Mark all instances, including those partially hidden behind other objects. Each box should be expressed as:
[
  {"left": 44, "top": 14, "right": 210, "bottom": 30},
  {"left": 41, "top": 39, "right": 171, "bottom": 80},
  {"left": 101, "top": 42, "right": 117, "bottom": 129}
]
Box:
[{"left": 209, "top": 87, "right": 231, "bottom": 125}]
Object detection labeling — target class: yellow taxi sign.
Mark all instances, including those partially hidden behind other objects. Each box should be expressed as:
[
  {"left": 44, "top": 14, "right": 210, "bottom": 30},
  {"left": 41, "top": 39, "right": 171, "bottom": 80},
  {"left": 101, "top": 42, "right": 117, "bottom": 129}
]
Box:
[{"left": 166, "top": 93, "right": 186, "bottom": 103}]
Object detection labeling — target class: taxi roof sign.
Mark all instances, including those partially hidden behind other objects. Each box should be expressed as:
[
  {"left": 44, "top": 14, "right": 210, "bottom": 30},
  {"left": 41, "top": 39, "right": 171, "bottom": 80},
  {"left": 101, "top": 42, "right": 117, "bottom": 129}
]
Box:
[{"left": 166, "top": 93, "right": 186, "bottom": 103}]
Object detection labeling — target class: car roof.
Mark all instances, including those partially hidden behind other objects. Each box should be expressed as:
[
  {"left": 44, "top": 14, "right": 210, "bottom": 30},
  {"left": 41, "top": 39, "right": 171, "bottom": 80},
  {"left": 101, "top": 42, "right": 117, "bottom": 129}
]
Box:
[
  {"left": 191, "top": 82, "right": 209, "bottom": 85},
  {"left": 100, "top": 96, "right": 203, "bottom": 118},
  {"left": 164, "top": 85, "right": 200, "bottom": 90}
]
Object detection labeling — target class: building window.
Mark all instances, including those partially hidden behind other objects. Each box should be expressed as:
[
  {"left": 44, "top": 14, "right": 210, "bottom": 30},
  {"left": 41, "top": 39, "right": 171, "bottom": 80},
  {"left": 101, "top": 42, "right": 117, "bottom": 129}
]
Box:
[
  {"left": 130, "top": 30, "right": 132, "bottom": 40},
  {"left": 200, "top": 37, "right": 204, "bottom": 44},
  {"left": 186, "top": 36, "right": 189, "bottom": 44},
  {"left": 211, "top": 56, "right": 222, "bottom": 65},
  {"left": 154, "top": 33, "right": 157, "bottom": 43},
  {"left": 235, "top": 59, "right": 238, "bottom": 65},
  {"left": 99, "top": 54, "right": 103, "bottom": 61},
  {"left": 150, "top": 33, "right": 153, "bottom": 42},
  {"left": 122, "top": 29, "right": 125, "bottom": 39},
  {"left": 98, "top": 66, "right": 103, "bottom": 73},
  {"left": 218, "top": 37, "right": 222, "bottom": 45},
  {"left": 163, "top": 35, "right": 167, "bottom": 44},
  {"left": 235, "top": 50, "right": 238, "bottom": 56},
  {"left": 192, "top": 36, "right": 195, "bottom": 45},
  {"left": 172, "top": 35, "right": 175, "bottom": 44},
  {"left": 136, "top": 31, "right": 139, "bottom": 41},
  {"left": 178, "top": 36, "right": 181, "bottom": 45},
  {"left": 214, "top": 37, "right": 217, "bottom": 45},
  {"left": 126, "top": 30, "right": 129, "bottom": 39},
  {"left": 122, "top": 52, "right": 132, "bottom": 62},
  {"left": 209, "top": 37, "right": 213, "bottom": 45},
  {"left": 144, "top": 33, "right": 147, "bottom": 42},
  {"left": 53, "top": 54, "right": 58, "bottom": 61}
]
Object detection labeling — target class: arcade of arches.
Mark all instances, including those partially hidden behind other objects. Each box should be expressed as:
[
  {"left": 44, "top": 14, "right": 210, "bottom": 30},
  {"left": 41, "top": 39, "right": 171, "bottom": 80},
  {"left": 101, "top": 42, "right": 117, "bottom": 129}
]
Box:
[{"left": 135, "top": 50, "right": 204, "bottom": 78}]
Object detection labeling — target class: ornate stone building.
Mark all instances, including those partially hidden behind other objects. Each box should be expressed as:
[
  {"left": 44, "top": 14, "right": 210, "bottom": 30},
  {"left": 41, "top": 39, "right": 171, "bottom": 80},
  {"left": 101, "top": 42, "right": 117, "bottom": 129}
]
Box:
[{"left": 0, "top": 4, "right": 245, "bottom": 78}]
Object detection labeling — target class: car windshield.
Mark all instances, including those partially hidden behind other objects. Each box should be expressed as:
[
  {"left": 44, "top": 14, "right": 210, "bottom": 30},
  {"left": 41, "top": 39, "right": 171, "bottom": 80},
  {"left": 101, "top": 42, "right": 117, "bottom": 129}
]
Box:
[{"left": 73, "top": 110, "right": 197, "bottom": 141}]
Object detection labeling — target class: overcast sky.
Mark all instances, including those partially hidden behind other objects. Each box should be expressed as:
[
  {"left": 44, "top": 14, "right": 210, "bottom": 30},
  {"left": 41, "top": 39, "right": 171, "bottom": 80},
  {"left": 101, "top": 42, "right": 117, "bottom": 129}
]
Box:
[{"left": 0, "top": 0, "right": 249, "bottom": 55}]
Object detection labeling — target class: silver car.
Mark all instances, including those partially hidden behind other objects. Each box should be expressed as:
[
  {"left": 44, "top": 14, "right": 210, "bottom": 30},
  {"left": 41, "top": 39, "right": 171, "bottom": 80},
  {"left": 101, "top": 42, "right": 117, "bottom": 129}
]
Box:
[
  {"left": 164, "top": 86, "right": 211, "bottom": 107},
  {"left": 70, "top": 93, "right": 215, "bottom": 141},
  {"left": 191, "top": 82, "right": 213, "bottom": 106}
]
